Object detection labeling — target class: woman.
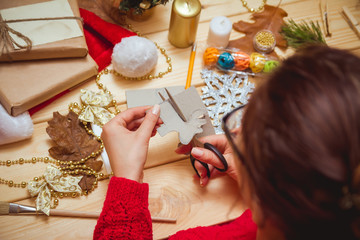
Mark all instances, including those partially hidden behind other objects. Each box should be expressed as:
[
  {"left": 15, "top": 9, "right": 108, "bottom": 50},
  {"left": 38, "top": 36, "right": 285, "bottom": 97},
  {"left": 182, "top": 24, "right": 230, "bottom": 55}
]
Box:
[{"left": 94, "top": 45, "right": 360, "bottom": 239}]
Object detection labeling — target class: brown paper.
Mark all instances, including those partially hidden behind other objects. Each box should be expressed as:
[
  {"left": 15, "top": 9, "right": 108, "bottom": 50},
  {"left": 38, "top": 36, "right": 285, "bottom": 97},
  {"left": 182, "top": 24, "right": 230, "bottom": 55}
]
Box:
[
  {"left": 0, "top": 0, "right": 88, "bottom": 62},
  {"left": 0, "top": 55, "right": 98, "bottom": 116}
]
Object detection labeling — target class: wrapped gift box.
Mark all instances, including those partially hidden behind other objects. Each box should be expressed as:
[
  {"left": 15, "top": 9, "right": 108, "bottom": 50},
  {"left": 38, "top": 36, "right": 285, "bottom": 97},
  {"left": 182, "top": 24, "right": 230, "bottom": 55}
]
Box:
[
  {"left": 0, "top": 54, "right": 98, "bottom": 116},
  {"left": 0, "top": 0, "right": 88, "bottom": 62}
]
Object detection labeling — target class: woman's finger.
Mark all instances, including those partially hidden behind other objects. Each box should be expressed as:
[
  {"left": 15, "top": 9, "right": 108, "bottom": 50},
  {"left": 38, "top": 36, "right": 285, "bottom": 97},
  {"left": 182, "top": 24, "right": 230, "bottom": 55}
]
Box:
[
  {"left": 175, "top": 143, "right": 192, "bottom": 154},
  {"left": 196, "top": 134, "right": 229, "bottom": 153},
  {"left": 127, "top": 117, "right": 145, "bottom": 130},
  {"left": 128, "top": 117, "right": 163, "bottom": 131},
  {"left": 191, "top": 147, "right": 226, "bottom": 170},
  {"left": 194, "top": 160, "right": 215, "bottom": 187},
  {"left": 112, "top": 106, "right": 152, "bottom": 127},
  {"left": 137, "top": 105, "right": 160, "bottom": 140}
]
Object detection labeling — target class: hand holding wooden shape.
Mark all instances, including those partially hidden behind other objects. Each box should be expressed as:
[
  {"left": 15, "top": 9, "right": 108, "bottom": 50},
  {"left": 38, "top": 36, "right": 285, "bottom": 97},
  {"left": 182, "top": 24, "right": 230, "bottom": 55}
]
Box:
[{"left": 101, "top": 106, "right": 161, "bottom": 182}]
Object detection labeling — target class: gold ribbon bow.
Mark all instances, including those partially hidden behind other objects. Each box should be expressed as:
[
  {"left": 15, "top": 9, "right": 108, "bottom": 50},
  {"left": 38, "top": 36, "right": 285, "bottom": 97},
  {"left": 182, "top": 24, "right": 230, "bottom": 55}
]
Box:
[
  {"left": 27, "top": 165, "right": 82, "bottom": 216},
  {"left": 78, "top": 89, "right": 115, "bottom": 126}
]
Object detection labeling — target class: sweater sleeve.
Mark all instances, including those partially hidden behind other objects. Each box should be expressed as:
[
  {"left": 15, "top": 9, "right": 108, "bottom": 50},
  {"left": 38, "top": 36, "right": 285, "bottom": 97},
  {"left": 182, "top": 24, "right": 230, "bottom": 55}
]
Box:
[
  {"left": 169, "top": 209, "right": 257, "bottom": 240},
  {"left": 93, "top": 177, "right": 152, "bottom": 240}
]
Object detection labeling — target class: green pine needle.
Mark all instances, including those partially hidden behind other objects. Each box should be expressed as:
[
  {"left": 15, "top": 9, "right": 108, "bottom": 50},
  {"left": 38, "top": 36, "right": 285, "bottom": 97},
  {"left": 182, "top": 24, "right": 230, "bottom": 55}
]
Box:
[{"left": 281, "top": 19, "right": 326, "bottom": 49}]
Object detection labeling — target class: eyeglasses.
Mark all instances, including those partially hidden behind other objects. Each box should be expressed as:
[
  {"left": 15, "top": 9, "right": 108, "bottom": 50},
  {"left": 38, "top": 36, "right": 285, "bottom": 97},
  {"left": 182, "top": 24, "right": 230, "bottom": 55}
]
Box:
[{"left": 221, "top": 105, "right": 247, "bottom": 165}]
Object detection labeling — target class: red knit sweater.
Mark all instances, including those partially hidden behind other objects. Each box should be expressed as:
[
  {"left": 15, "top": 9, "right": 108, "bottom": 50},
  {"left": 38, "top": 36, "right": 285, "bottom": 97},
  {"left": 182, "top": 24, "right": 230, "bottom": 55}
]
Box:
[{"left": 93, "top": 177, "right": 257, "bottom": 239}]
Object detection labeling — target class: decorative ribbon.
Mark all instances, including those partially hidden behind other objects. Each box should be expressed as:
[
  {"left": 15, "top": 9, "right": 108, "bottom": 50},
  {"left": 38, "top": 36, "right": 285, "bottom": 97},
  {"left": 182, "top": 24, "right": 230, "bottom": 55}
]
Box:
[
  {"left": 78, "top": 89, "right": 115, "bottom": 126},
  {"left": 27, "top": 165, "right": 82, "bottom": 216},
  {"left": 0, "top": 13, "right": 83, "bottom": 57}
]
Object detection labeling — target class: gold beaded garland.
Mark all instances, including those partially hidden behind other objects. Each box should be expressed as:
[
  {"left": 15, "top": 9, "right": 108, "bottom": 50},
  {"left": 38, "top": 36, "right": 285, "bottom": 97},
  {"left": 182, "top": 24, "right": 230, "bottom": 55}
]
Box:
[
  {"left": 0, "top": 135, "right": 113, "bottom": 209},
  {"left": 240, "top": 0, "right": 267, "bottom": 13}
]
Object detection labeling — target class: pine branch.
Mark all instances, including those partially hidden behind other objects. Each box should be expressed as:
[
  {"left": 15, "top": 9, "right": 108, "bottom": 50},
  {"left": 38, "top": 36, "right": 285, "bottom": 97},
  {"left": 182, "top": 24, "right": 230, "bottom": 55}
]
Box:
[{"left": 281, "top": 19, "right": 326, "bottom": 49}]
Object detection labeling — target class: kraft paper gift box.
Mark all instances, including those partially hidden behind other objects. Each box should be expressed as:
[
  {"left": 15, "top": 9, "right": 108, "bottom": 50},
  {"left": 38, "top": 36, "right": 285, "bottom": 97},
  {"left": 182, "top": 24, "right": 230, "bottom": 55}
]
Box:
[
  {"left": 0, "top": 0, "right": 88, "bottom": 62},
  {"left": 0, "top": 54, "right": 98, "bottom": 116}
]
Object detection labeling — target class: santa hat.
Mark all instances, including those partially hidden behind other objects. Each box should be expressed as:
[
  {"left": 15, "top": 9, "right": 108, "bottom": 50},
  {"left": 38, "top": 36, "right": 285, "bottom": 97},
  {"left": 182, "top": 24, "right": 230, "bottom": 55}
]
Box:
[{"left": 80, "top": 8, "right": 137, "bottom": 71}]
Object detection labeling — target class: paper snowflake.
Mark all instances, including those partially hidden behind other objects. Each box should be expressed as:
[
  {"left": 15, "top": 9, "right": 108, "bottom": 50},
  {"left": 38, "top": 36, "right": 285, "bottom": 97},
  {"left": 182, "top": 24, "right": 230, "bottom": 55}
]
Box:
[{"left": 200, "top": 69, "right": 255, "bottom": 134}]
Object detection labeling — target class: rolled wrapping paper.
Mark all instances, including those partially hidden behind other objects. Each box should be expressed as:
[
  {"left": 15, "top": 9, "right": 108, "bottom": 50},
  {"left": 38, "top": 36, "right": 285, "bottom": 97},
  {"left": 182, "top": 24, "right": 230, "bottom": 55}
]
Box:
[
  {"left": 203, "top": 47, "right": 220, "bottom": 66},
  {"left": 217, "top": 52, "right": 235, "bottom": 69},
  {"left": 0, "top": 103, "right": 33, "bottom": 145},
  {"left": 264, "top": 60, "right": 280, "bottom": 73},
  {"left": 233, "top": 51, "right": 250, "bottom": 70},
  {"left": 207, "top": 16, "right": 232, "bottom": 48},
  {"left": 249, "top": 52, "right": 266, "bottom": 73}
]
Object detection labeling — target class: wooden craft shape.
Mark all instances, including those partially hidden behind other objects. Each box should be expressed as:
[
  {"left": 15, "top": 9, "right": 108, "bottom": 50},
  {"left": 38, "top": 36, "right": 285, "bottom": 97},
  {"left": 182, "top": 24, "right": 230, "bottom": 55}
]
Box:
[{"left": 126, "top": 86, "right": 215, "bottom": 145}]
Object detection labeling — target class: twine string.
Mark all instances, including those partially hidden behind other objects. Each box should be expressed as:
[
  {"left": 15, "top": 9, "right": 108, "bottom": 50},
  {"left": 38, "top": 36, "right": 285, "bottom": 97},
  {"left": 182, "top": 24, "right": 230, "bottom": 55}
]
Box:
[{"left": 0, "top": 14, "right": 83, "bottom": 56}]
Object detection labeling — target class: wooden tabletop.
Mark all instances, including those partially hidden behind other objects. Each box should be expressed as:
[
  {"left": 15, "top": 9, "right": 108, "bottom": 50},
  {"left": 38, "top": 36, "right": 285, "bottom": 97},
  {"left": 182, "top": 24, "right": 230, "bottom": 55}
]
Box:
[{"left": 1, "top": 0, "right": 359, "bottom": 239}]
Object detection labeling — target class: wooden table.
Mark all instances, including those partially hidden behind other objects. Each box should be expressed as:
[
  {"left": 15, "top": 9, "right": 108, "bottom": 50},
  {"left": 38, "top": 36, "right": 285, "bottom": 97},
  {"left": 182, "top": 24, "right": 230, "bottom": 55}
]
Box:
[{"left": 1, "top": 0, "right": 359, "bottom": 239}]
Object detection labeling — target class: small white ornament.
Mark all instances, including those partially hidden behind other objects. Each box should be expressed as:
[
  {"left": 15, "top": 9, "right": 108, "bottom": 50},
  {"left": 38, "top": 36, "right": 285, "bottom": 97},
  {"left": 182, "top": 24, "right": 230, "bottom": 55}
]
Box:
[{"left": 112, "top": 36, "right": 158, "bottom": 78}]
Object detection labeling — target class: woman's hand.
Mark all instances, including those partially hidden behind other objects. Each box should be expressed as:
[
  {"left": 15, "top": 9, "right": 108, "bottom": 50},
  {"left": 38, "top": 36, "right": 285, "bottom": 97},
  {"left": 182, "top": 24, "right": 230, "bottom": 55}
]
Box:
[
  {"left": 101, "top": 105, "right": 161, "bottom": 182},
  {"left": 175, "top": 134, "right": 239, "bottom": 187}
]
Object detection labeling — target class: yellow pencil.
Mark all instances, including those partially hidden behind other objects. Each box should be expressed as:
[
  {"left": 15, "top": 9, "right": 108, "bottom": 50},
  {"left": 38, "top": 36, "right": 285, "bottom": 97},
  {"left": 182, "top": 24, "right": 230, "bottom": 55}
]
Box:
[{"left": 185, "top": 43, "right": 197, "bottom": 89}]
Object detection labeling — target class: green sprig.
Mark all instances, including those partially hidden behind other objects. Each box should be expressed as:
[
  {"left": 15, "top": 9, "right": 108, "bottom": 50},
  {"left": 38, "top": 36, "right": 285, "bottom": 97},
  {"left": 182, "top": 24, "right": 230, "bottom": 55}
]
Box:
[{"left": 281, "top": 19, "right": 326, "bottom": 49}]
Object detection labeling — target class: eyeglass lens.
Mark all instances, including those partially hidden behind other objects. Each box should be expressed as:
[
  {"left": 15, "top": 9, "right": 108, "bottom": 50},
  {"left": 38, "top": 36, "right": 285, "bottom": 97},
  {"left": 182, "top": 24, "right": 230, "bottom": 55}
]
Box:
[{"left": 224, "top": 107, "right": 245, "bottom": 144}]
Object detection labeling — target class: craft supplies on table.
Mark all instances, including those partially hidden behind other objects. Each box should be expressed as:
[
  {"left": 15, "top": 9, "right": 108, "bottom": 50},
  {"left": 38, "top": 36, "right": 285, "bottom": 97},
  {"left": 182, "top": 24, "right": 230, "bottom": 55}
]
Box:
[
  {"left": 207, "top": 16, "right": 232, "bottom": 48},
  {"left": 168, "top": 0, "right": 201, "bottom": 48},
  {"left": 203, "top": 47, "right": 280, "bottom": 75},
  {"left": 342, "top": 6, "right": 360, "bottom": 38},
  {"left": 0, "top": 201, "right": 177, "bottom": 222},
  {"left": 253, "top": 30, "right": 276, "bottom": 53},
  {"left": 2, "top": 1, "right": 360, "bottom": 239},
  {"left": 319, "top": 0, "right": 332, "bottom": 37},
  {"left": 185, "top": 43, "right": 197, "bottom": 89}
]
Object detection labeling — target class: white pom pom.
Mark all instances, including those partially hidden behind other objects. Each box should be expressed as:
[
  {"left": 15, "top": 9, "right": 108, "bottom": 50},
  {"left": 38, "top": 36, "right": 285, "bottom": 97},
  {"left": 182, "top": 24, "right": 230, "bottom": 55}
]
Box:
[{"left": 112, "top": 36, "right": 158, "bottom": 78}]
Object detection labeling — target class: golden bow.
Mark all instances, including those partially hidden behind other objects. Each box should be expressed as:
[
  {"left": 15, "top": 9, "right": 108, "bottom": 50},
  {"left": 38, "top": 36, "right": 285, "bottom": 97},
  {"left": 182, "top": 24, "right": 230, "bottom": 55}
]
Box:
[
  {"left": 78, "top": 89, "right": 115, "bottom": 126},
  {"left": 27, "top": 165, "right": 82, "bottom": 216}
]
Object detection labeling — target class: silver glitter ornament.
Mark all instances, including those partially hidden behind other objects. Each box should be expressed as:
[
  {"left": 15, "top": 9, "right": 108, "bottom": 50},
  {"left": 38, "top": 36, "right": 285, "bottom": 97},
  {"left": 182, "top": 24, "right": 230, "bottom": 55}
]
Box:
[{"left": 200, "top": 69, "right": 255, "bottom": 134}]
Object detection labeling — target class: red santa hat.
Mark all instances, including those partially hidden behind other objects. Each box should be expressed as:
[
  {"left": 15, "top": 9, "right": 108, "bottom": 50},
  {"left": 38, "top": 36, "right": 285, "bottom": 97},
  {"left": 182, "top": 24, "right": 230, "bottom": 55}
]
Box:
[{"left": 80, "top": 8, "right": 137, "bottom": 71}]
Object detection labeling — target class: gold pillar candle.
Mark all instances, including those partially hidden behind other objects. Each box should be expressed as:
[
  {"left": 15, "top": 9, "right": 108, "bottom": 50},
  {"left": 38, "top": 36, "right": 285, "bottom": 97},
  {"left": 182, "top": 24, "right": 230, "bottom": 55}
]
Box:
[{"left": 168, "top": 0, "right": 201, "bottom": 48}]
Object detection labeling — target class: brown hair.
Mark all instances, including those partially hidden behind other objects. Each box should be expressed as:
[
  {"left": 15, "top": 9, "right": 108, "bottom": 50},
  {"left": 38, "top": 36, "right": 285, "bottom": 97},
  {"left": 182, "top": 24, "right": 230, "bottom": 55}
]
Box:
[{"left": 242, "top": 45, "right": 360, "bottom": 239}]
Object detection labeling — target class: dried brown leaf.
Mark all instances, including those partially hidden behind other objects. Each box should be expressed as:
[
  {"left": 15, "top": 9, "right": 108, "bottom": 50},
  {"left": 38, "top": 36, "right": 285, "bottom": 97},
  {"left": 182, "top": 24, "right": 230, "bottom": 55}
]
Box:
[
  {"left": 78, "top": 175, "right": 96, "bottom": 191},
  {"left": 46, "top": 111, "right": 101, "bottom": 162},
  {"left": 46, "top": 111, "right": 103, "bottom": 191},
  {"left": 86, "top": 159, "right": 103, "bottom": 172},
  {"left": 229, "top": 5, "right": 288, "bottom": 58}
]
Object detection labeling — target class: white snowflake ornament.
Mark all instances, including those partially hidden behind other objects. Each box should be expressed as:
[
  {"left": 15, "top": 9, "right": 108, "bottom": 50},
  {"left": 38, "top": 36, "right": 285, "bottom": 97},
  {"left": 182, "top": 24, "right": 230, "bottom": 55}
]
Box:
[{"left": 200, "top": 69, "right": 255, "bottom": 134}]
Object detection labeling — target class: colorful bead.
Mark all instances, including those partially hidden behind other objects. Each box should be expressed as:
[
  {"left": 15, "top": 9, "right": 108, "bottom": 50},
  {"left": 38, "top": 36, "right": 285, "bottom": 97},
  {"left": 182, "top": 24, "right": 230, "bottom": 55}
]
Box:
[
  {"left": 232, "top": 51, "right": 250, "bottom": 70},
  {"left": 250, "top": 52, "right": 266, "bottom": 73},
  {"left": 203, "top": 47, "right": 219, "bottom": 66},
  {"left": 217, "top": 52, "right": 235, "bottom": 69},
  {"left": 263, "top": 60, "right": 280, "bottom": 73}
]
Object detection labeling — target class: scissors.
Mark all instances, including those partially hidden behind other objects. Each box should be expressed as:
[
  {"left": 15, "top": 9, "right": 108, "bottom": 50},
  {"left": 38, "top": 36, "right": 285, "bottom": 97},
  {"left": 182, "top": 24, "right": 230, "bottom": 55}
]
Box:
[{"left": 158, "top": 88, "right": 228, "bottom": 178}]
